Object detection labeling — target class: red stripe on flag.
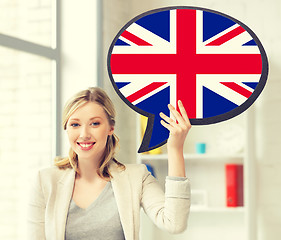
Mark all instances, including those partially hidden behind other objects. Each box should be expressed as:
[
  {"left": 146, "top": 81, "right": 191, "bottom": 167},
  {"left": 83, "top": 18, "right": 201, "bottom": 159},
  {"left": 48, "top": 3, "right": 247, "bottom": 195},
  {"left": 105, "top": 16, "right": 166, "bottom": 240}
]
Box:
[
  {"left": 221, "top": 82, "right": 252, "bottom": 98},
  {"left": 110, "top": 54, "right": 262, "bottom": 74},
  {"left": 126, "top": 82, "right": 167, "bottom": 103},
  {"left": 176, "top": 9, "right": 197, "bottom": 119},
  {"left": 206, "top": 26, "right": 246, "bottom": 46},
  {"left": 121, "top": 30, "right": 152, "bottom": 46}
]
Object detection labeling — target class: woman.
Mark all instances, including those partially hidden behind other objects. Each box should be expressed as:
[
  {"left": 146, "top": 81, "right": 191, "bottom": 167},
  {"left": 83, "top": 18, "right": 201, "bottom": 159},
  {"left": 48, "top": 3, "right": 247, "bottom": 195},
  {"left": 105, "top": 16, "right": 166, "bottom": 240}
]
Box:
[{"left": 27, "top": 87, "right": 191, "bottom": 240}]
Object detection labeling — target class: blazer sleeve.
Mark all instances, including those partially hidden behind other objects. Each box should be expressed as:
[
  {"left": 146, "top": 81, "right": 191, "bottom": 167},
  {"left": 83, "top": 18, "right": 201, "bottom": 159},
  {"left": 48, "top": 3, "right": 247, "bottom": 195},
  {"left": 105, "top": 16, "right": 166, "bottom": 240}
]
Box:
[
  {"left": 27, "top": 170, "right": 46, "bottom": 240},
  {"left": 140, "top": 164, "right": 191, "bottom": 234}
]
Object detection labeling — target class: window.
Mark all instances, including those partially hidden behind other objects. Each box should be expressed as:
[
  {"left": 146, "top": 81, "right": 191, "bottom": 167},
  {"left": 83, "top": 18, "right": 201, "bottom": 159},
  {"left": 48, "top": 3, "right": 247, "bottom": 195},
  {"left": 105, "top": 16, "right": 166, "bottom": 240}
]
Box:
[{"left": 0, "top": 0, "right": 54, "bottom": 47}]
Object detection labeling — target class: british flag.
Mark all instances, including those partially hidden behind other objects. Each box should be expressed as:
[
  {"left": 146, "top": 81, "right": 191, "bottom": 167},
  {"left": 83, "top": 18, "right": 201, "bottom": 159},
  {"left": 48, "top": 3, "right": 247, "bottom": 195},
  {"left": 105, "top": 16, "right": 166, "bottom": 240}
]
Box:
[{"left": 108, "top": 7, "right": 268, "bottom": 152}]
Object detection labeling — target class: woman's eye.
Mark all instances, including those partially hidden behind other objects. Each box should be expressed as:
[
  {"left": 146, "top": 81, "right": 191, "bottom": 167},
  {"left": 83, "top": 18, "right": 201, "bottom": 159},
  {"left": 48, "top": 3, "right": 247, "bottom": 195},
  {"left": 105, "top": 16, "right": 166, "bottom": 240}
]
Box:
[
  {"left": 70, "top": 123, "right": 79, "bottom": 127},
  {"left": 91, "top": 122, "right": 100, "bottom": 126}
]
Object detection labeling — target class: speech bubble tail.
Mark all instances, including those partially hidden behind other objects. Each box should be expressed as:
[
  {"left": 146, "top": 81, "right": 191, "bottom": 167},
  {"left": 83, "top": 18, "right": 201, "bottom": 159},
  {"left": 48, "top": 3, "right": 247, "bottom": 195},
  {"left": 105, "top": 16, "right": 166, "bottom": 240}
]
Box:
[
  {"left": 137, "top": 113, "right": 169, "bottom": 153},
  {"left": 134, "top": 86, "right": 171, "bottom": 153}
]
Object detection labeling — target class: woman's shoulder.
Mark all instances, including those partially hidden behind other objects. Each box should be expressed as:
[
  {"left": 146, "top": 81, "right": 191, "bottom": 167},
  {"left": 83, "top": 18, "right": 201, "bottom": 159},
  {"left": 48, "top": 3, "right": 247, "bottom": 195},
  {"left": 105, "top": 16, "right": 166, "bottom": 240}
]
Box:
[
  {"left": 110, "top": 160, "right": 148, "bottom": 175},
  {"left": 124, "top": 163, "right": 147, "bottom": 171},
  {"left": 122, "top": 163, "right": 149, "bottom": 178},
  {"left": 35, "top": 166, "right": 74, "bottom": 183},
  {"left": 38, "top": 165, "right": 72, "bottom": 174}
]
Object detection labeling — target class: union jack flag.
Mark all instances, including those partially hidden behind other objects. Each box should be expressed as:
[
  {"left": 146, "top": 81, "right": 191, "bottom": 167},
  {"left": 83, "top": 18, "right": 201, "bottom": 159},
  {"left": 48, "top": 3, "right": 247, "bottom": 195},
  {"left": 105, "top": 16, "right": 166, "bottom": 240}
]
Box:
[{"left": 108, "top": 7, "right": 267, "bottom": 152}]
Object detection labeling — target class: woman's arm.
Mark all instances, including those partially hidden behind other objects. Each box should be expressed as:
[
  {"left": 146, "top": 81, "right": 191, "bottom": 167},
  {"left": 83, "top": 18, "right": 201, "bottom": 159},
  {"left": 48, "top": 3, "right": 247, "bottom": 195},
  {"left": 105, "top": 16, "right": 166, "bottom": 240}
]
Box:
[
  {"left": 141, "top": 166, "right": 190, "bottom": 234},
  {"left": 141, "top": 102, "right": 191, "bottom": 233},
  {"left": 160, "top": 100, "right": 191, "bottom": 177}
]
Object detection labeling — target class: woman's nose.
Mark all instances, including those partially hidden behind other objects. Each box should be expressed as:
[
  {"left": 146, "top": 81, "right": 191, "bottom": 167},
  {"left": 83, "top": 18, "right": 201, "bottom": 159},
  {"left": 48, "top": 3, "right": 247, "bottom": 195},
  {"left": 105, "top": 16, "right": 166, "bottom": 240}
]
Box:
[{"left": 79, "top": 126, "right": 91, "bottom": 140}]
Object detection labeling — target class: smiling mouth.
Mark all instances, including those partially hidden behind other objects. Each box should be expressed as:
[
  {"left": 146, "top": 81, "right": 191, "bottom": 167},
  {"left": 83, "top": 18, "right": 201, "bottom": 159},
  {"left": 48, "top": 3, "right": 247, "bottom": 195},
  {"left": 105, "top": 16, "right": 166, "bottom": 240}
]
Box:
[{"left": 77, "top": 142, "right": 95, "bottom": 150}]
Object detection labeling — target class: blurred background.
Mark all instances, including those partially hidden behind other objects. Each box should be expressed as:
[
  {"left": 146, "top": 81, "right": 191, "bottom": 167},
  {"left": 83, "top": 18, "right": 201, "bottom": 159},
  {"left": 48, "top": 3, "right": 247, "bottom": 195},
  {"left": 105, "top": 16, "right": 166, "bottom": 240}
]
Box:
[{"left": 0, "top": 0, "right": 280, "bottom": 239}]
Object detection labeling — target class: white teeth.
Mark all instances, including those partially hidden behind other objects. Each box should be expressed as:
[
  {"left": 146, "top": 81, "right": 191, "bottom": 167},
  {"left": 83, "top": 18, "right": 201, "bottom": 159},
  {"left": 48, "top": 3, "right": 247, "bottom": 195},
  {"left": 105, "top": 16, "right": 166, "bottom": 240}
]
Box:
[{"left": 80, "top": 143, "right": 92, "bottom": 148}]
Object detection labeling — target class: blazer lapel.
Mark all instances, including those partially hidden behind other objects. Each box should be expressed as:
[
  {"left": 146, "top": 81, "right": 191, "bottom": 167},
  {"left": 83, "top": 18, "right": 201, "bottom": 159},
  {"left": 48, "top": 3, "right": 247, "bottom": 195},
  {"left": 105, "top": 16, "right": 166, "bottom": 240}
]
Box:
[
  {"left": 55, "top": 168, "right": 75, "bottom": 240},
  {"left": 110, "top": 162, "right": 134, "bottom": 240}
]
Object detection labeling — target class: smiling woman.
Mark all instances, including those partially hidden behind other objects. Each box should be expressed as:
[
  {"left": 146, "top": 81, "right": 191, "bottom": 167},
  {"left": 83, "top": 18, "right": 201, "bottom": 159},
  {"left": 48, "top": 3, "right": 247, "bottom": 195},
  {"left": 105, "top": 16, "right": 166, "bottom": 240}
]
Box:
[
  {"left": 27, "top": 87, "right": 191, "bottom": 240},
  {"left": 55, "top": 87, "right": 124, "bottom": 180}
]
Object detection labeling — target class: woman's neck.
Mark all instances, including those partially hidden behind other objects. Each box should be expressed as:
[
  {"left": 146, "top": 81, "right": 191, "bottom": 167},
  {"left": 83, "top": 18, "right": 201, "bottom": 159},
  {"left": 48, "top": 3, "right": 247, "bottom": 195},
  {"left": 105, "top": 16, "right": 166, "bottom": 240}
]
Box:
[{"left": 76, "top": 157, "right": 102, "bottom": 182}]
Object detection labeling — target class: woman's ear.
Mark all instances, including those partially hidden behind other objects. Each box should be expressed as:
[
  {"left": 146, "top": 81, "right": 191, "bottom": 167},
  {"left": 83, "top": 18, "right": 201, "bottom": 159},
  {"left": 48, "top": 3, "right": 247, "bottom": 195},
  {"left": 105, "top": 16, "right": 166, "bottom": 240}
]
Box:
[{"left": 108, "top": 126, "right": 115, "bottom": 136}]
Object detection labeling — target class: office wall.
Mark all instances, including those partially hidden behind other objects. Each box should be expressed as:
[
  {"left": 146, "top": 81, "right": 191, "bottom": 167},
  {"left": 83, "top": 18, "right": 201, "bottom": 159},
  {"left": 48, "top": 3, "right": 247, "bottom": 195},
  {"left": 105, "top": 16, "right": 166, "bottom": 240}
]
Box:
[{"left": 102, "top": 0, "right": 137, "bottom": 164}]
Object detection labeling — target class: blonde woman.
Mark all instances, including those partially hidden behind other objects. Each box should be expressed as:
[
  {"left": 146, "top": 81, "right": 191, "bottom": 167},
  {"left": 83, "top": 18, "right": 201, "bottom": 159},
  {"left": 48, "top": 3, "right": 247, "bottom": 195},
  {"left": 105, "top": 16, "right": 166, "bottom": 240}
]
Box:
[{"left": 27, "top": 87, "right": 191, "bottom": 240}]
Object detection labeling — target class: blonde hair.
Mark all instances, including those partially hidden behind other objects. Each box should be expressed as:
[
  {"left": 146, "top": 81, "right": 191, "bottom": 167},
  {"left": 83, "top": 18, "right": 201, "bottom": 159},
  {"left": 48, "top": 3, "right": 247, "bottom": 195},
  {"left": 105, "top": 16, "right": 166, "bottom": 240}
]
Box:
[{"left": 54, "top": 87, "right": 125, "bottom": 180}]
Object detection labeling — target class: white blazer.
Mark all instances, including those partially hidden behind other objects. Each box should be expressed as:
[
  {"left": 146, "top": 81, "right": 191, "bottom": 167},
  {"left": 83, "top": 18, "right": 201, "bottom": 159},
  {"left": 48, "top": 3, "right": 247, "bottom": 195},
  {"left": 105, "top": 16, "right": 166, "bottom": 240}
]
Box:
[{"left": 27, "top": 161, "right": 190, "bottom": 240}]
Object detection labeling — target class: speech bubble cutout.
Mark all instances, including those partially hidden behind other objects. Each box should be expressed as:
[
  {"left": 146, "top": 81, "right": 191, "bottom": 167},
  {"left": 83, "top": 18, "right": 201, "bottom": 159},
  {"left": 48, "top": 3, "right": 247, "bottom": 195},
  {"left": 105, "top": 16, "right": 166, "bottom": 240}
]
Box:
[{"left": 107, "top": 6, "right": 268, "bottom": 153}]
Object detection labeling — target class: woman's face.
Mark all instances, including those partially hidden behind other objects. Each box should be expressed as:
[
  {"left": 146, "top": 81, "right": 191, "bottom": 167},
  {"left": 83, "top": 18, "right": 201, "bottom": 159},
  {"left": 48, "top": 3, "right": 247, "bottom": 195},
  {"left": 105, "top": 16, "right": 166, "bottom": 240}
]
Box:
[{"left": 66, "top": 102, "right": 114, "bottom": 162}]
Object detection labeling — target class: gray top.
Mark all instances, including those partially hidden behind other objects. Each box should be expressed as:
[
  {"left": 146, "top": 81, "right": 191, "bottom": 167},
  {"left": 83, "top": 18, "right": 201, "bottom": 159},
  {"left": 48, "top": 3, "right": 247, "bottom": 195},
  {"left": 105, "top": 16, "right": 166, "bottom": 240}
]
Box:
[
  {"left": 65, "top": 181, "right": 125, "bottom": 240},
  {"left": 64, "top": 176, "right": 186, "bottom": 240}
]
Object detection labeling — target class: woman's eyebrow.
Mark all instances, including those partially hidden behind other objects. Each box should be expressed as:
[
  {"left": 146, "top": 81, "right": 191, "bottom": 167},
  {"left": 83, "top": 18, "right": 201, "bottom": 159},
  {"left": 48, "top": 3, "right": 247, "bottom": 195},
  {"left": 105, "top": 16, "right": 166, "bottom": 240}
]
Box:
[
  {"left": 89, "top": 117, "right": 102, "bottom": 121},
  {"left": 68, "top": 118, "right": 80, "bottom": 121},
  {"left": 69, "top": 117, "right": 103, "bottom": 122}
]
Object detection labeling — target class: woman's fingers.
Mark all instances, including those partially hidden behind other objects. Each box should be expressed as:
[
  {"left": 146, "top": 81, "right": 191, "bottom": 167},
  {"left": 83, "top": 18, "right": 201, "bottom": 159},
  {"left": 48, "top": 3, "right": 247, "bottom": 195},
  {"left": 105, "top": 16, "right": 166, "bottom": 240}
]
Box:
[
  {"left": 160, "top": 101, "right": 191, "bottom": 129},
  {"left": 178, "top": 100, "right": 191, "bottom": 126},
  {"left": 159, "top": 102, "right": 191, "bottom": 133},
  {"left": 160, "top": 119, "right": 173, "bottom": 131},
  {"left": 159, "top": 112, "right": 177, "bottom": 127},
  {"left": 168, "top": 104, "right": 184, "bottom": 125},
  {"left": 168, "top": 102, "right": 191, "bottom": 129},
  {"left": 159, "top": 101, "right": 192, "bottom": 149}
]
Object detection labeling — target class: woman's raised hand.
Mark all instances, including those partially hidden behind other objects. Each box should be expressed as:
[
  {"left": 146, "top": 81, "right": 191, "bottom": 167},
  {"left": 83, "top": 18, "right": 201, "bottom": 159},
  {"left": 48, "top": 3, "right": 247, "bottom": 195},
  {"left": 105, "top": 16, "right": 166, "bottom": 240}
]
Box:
[{"left": 159, "top": 100, "right": 191, "bottom": 151}]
